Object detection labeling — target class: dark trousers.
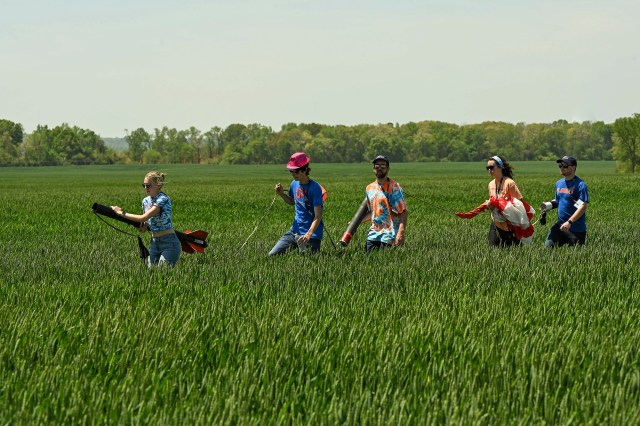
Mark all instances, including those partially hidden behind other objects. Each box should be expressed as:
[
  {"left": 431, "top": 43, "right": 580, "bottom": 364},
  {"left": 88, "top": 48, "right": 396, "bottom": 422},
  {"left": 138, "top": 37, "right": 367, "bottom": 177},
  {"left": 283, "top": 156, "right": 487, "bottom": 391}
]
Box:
[
  {"left": 545, "top": 223, "right": 586, "bottom": 247},
  {"left": 488, "top": 223, "right": 520, "bottom": 247}
]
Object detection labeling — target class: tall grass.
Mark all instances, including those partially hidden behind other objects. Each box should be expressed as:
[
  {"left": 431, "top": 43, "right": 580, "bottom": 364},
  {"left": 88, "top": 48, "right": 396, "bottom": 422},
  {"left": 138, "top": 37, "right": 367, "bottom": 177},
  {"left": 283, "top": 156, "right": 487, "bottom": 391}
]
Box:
[{"left": 1, "top": 162, "right": 639, "bottom": 424}]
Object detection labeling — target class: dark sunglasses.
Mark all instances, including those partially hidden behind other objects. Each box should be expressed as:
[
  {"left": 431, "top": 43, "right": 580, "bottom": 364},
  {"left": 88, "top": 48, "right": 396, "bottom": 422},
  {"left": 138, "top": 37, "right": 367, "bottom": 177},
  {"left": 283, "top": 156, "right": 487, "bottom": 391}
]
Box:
[
  {"left": 486, "top": 165, "right": 498, "bottom": 170},
  {"left": 373, "top": 164, "right": 387, "bottom": 169},
  {"left": 289, "top": 167, "right": 305, "bottom": 174},
  {"left": 142, "top": 183, "right": 153, "bottom": 189},
  {"left": 559, "top": 164, "right": 571, "bottom": 169}
]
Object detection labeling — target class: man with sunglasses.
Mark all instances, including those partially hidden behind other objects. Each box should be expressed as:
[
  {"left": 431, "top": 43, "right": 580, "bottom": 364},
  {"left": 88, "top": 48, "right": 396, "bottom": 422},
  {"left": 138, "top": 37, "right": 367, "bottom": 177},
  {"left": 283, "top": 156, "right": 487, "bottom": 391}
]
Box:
[
  {"left": 269, "top": 152, "right": 325, "bottom": 256},
  {"left": 540, "top": 155, "right": 589, "bottom": 247},
  {"left": 361, "top": 155, "right": 407, "bottom": 253}
]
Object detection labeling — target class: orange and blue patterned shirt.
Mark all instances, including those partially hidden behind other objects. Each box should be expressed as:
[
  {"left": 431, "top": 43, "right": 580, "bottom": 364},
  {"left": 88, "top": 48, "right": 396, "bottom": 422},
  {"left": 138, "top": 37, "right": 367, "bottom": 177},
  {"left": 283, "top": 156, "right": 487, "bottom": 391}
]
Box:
[{"left": 365, "top": 178, "right": 407, "bottom": 243}]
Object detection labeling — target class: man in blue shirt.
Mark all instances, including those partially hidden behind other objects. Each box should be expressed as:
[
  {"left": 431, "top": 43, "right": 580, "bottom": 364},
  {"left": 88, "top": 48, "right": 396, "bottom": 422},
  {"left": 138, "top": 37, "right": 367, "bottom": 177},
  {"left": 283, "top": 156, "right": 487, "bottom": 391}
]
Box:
[
  {"left": 541, "top": 155, "right": 589, "bottom": 247},
  {"left": 269, "top": 152, "right": 325, "bottom": 256}
]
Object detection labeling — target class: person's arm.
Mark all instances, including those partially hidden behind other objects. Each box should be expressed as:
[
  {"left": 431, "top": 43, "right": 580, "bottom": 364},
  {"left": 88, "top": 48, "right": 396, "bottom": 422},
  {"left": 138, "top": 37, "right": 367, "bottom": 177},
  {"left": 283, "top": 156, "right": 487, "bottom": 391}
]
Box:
[
  {"left": 395, "top": 209, "right": 407, "bottom": 246},
  {"left": 275, "top": 183, "right": 295, "bottom": 205},
  {"left": 560, "top": 202, "right": 587, "bottom": 232},
  {"left": 360, "top": 213, "right": 371, "bottom": 223},
  {"left": 508, "top": 179, "right": 523, "bottom": 200},
  {"left": 111, "top": 205, "right": 160, "bottom": 223},
  {"left": 541, "top": 185, "right": 560, "bottom": 212},
  {"left": 300, "top": 205, "right": 323, "bottom": 243}
]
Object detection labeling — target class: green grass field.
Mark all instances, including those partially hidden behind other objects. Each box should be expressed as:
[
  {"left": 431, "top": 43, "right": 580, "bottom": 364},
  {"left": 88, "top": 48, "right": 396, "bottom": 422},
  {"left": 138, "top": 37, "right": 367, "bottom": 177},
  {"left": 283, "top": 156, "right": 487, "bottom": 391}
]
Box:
[{"left": 1, "top": 162, "right": 639, "bottom": 424}]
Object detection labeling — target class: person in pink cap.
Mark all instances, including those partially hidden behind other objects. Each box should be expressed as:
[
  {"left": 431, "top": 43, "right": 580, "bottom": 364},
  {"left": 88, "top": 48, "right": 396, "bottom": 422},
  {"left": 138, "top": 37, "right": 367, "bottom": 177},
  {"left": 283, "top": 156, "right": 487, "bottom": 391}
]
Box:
[{"left": 268, "top": 152, "right": 325, "bottom": 256}]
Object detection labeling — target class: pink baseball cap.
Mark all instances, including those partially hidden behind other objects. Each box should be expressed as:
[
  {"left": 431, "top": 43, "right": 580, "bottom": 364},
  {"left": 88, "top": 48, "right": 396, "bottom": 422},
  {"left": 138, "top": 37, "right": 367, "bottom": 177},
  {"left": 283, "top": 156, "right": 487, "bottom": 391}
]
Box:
[{"left": 286, "top": 152, "right": 310, "bottom": 170}]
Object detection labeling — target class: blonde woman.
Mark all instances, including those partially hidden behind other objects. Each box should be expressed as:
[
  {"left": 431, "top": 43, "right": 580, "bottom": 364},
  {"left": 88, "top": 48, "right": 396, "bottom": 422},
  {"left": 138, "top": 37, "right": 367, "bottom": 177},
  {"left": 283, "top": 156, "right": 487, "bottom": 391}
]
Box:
[{"left": 112, "top": 171, "right": 181, "bottom": 267}]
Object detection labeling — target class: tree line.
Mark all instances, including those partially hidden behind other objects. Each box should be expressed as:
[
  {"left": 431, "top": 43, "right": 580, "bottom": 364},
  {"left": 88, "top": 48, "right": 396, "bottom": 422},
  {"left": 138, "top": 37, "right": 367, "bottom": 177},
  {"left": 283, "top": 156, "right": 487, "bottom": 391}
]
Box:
[{"left": 1, "top": 115, "right": 639, "bottom": 172}]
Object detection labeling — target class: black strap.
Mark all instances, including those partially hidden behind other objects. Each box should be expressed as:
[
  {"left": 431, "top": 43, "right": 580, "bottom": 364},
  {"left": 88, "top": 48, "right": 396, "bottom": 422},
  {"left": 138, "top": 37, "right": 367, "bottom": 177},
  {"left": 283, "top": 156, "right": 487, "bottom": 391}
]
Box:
[
  {"left": 495, "top": 176, "right": 505, "bottom": 198},
  {"left": 93, "top": 212, "right": 149, "bottom": 260},
  {"left": 93, "top": 212, "right": 139, "bottom": 238}
]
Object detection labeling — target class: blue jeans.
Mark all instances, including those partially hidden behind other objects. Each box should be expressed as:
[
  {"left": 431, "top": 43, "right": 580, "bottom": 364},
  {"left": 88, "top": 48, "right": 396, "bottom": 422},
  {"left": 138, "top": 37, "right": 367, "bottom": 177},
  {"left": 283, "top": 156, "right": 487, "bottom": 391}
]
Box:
[
  {"left": 149, "top": 233, "right": 181, "bottom": 267},
  {"left": 269, "top": 230, "right": 321, "bottom": 256}
]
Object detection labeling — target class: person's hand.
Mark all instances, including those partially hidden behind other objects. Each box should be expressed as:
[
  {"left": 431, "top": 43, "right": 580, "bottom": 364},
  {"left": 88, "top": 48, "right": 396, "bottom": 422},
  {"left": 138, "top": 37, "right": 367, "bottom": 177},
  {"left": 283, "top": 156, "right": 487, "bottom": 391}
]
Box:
[
  {"left": 111, "top": 205, "right": 123, "bottom": 215},
  {"left": 395, "top": 231, "right": 405, "bottom": 246},
  {"left": 560, "top": 221, "right": 572, "bottom": 232},
  {"left": 275, "top": 183, "right": 284, "bottom": 195},
  {"left": 299, "top": 233, "right": 311, "bottom": 244},
  {"left": 540, "top": 201, "right": 553, "bottom": 212}
]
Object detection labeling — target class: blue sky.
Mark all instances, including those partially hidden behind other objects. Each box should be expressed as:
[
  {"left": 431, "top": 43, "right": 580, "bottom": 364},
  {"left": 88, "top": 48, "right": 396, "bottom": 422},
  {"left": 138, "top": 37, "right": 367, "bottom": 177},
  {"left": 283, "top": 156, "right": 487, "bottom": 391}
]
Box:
[{"left": 1, "top": 0, "right": 638, "bottom": 136}]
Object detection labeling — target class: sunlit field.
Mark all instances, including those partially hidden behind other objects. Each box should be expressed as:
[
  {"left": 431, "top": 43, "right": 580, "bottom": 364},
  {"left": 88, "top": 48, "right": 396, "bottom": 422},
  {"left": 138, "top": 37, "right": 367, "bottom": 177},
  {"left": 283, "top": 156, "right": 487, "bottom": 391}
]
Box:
[{"left": 1, "top": 162, "right": 639, "bottom": 424}]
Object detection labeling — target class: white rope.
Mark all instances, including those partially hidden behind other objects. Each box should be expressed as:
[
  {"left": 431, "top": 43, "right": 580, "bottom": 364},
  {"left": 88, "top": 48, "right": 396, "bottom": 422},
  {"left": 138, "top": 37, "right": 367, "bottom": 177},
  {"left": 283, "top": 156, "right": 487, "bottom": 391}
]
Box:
[{"left": 236, "top": 193, "right": 278, "bottom": 253}]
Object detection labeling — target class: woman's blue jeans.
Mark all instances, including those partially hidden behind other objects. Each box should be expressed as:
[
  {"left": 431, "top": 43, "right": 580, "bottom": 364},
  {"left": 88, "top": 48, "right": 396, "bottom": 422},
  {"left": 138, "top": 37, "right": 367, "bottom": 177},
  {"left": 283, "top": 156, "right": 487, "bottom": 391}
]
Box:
[{"left": 149, "top": 233, "right": 181, "bottom": 267}]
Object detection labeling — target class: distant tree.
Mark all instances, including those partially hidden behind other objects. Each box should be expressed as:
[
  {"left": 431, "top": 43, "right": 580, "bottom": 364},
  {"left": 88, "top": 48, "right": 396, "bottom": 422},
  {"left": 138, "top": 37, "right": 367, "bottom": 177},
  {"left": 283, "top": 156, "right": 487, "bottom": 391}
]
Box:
[
  {"left": 203, "top": 126, "right": 223, "bottom": 161},
  {"left": 410, "top": 123, "right": 436, "bottom": 162},
  {"left": 244, "top": 139, "right": 269, "bottom": 164},
  {"left": 567, "top": 121, "right": 613, "bottom": 161},
  {"left": 613, "top": 113, "right": 640, "bottom": 173},
  {"left": 459, "top": 125, "right": 487, "bottom": 161},
  {"left": 543, "top": 125, "right": 568, "bottom": 159},
  {"left": 143, "top": 149, "right": 162, "bottom": 164},
  {"left": 480, "top": 122, "right": 523, "bottom": 160},
  {"left": 275, "top": 126, "right": 312, "bottom": 156},
  {"left": 219, "top": 124, "right": 250, "bottom": 164},
  {"left": 221, "top": 144, "right": 249, "bottom": 164},
  {"left": 364, "top": 123, "right": 405, "bottom": 162},
  {"left": 125, "top": 128, "right": 150, "bottom": 164},
  {"left": 521, "top": 123, "right": 547, "bottom": 160},
  {"left": 19, "top": 124, "right": 114, "bottom": 165},
  {"left": 0, "top": 119, "right": 23, "bottom": 164},
  {"left": 305, "top": 134, "right": 335, "bottom": 163},
  {"left": 426, "top": 121, "right": 460, "bottom": 161},
  {"left": 265, "top": 132, "right": 293, "bottom": 164},
  {"left": 186, "top": 126, "right": 203, "bottom": 163},
  {"left": 0, "top": 133, "right": 18, "bottom": 164},
  {"left": 222, "top": 124, "right": 249, "bottom": 147},
  {"left": 48, "top": 124, "right": 102, "bottom": 164},
  {"left": 329, "top": 125, "right": 361, "bottom": 163},
  {"left": 21, "top": 126, "right": 54, "bottom": 164},
  {"left": 590, "top": 121, "right": 614, "bottom": 160},
  {"left": 165, "top": 128, "right": 188, "bottom": 163},
  {"left": 1, "top": 117, "right": 625, "bottom": 166},
  {"left": 298, "top": 123, "right": 323, "bottom": 137},
  {"left": 0, "top": 119, "right": 23, "bottom": 145},
  {"left": 152, "top": 127, "right": 169, "bottom": 156}
]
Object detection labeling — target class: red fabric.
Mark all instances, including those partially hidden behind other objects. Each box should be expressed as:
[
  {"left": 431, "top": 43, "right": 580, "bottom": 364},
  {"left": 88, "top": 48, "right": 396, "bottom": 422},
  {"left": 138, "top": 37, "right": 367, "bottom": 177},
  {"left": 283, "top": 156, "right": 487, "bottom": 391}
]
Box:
[
  {"left": 455, "top": 202, "right": 488, "bottom": 219},
  {"left": 489, "top": 196, "right": 535, "bottom": 242}
]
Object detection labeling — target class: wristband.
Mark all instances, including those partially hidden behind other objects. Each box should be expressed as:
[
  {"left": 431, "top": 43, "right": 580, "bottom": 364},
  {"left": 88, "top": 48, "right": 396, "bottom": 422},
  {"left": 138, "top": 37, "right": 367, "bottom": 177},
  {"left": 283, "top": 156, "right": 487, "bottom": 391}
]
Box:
[
  {"left": 121, "top": 211, "right": 127, "bottom": 217},
  {"left": 568, "top": 219, "right": 573, "bottom": 224}
]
